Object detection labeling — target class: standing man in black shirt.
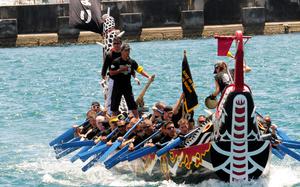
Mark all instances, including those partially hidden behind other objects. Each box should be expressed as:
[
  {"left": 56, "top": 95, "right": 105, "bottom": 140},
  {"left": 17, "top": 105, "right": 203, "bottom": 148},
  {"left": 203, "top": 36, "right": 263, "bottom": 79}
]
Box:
[
  {"left": 101, "top": 37, "right": 122, "bottom": 115},
  {"left": 101, "top": 37, "right": 122, "bottom": 80},
  {"left": 109, "top": 43, "right": 152, "bottom": 118}
]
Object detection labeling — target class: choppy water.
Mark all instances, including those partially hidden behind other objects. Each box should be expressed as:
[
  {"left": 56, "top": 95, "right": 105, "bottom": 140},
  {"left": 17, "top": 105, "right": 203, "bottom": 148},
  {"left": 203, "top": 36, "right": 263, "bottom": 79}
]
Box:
[{"left": 0, "top": 33, "right": 299, "bottom": 187}]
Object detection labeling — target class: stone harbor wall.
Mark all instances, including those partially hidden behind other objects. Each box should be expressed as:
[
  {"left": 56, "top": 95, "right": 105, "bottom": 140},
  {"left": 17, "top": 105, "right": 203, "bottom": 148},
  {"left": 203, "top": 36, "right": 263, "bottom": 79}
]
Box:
[{"left": 0, "top": 0, "right": 299, "bottom": 47}]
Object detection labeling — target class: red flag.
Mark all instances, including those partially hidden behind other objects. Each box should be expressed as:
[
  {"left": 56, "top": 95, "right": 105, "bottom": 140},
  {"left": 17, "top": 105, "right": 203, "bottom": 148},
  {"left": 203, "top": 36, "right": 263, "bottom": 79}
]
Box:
[{"left": 217, "top": 38, "right": 233, "bottom": 56}]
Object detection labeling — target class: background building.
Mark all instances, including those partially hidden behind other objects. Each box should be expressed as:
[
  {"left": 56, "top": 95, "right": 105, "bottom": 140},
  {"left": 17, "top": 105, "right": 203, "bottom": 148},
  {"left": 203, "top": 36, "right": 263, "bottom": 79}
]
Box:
[{"left": 0, "top": 0, "right": 69, "bottom": 5}]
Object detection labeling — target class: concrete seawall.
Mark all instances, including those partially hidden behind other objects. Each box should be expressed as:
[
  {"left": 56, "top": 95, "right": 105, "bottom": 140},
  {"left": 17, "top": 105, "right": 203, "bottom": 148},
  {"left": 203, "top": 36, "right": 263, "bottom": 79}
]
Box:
[{"left": 10, "top": 21, "right": 300, "bottom": 47}]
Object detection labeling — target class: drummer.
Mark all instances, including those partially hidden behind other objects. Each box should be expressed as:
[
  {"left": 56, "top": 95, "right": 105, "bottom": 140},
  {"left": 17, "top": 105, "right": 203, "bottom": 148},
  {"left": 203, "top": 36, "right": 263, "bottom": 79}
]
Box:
[
  {"left": 209, "top": 61, "right": 252, "bottom": 100},
  {"left": 208, "top": 61, "right": 231, "bottom": 100}
]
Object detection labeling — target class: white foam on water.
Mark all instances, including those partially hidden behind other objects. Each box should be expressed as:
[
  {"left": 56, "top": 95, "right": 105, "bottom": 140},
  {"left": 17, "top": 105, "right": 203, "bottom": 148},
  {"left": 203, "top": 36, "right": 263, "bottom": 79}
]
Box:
[
  {"left": 14, "top": 147, "right": 300, "bottom": 187},
  {"left": 42, "top": 174, "right": 77, "bottom": 186},
  {"left": 267, "top": 159, "right": 300, "bottom": 187}
]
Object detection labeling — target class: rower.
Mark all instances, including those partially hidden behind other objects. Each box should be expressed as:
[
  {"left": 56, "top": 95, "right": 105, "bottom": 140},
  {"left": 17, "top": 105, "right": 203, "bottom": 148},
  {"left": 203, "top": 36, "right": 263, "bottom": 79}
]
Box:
[
  {"left": 95, "top": 117, "right": 118, "bottom": 144},
  {"left": 75, "top": 110, "right": 97, "bottom": 139},
  {"left": 172, "top": 93, "right": 195, "bottom": 129},
  {"left": 159, "top": 121, "right": 178, "bottom": 144},
  {"left": 106, "top": 119, "right": 127, "bottom": 147},
  {"left": 162, "top": 105, "right": 174, "bottom": 123},
  {"left": 197, "top": 115, "right": 207, "bottom": 128},
  {"left": 178, "top": 118, "right": 190, "bottom": 136},
  {"left": 150, "top": 101, "right": 166, "bottom": 124},
  {"left": 258, "top": 115, "right": 281, "bottom": 146}
]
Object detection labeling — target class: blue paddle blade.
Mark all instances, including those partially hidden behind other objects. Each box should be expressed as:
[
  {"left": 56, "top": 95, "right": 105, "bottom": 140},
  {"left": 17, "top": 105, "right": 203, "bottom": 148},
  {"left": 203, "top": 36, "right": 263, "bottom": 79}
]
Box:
[
  {"left": 128, "top": 146, "right": 159, "bottom": 162},
  {"left": 276, "top": 128, "right": 291, "bottom": 141},
  {"left": 282, "top": 139, "right": 300, "bottom": 144},
  {"left": 105, "top": 149, "right": 133, "bottom": 169},
  {"left": 55, "top": 147, "right": 80, "bottom": 159},
  {"left": 282, "top": 142, "right": 300, "bottom": 150},
  {"left": 70, "top": 145, "right": 92, "bottom": 163},
  {"left": 272, "top": 147, "right": 285, "bottom": 159},
  {"left": 119, "top": 152, "right": 130, "bottom": 162},
  {"left": 98, "top": 141, "right": 121, "bottom": 162},
  {"left": 54, "top": 137, "right": 81, "bottom": 154},
  {"left": 71, "top": 140, "right": 106, "bottom": 162},
  {"left": 79, "top": 144, "right": 107, "bottom": 161},
  {"left": 55, "top": 140, "right": 95, "bottom": 149},
  {"left": 277, "top": 144, "right": 300, "bottom": 161},
  {"left": 104, "top": 144, "right": 129, "bottom": 166},
  {"left": 49, "top": 128, "right": 75, "bottom": 146},
  {"left": 156, "top": 138, "right": 181, "bottom": 157},
  {"left": 81, "top": 147, "right": 109, "bottom": 172},
  {"left": 126, "top": 147, "right": 148, "bottom": 160}
]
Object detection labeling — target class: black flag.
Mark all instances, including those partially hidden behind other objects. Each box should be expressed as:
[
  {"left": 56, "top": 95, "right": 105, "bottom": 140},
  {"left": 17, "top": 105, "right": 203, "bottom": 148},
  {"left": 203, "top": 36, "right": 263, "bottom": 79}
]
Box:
[
  {"left": 69, "top": 0, "right": 103, "bottom": 34},
  {"left": 182, "top": 51, "right": 198, "bottom": 113}
]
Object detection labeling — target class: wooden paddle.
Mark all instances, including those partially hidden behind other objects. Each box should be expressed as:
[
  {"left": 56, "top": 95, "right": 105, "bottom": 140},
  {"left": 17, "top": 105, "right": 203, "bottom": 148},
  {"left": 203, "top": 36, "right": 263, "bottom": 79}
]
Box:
[{"left": 135, "top": 74, "right": 155, "bottom": 107}]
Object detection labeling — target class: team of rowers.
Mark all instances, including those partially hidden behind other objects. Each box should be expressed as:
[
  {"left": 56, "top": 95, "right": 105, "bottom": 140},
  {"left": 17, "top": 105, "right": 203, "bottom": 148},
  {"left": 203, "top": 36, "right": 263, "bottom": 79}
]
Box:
[
  {"left": 70, "top": 36, "right": 280, "bottom": 151},
  {"left": 73, "top": 96, "right": 209, "bottom": 151}
]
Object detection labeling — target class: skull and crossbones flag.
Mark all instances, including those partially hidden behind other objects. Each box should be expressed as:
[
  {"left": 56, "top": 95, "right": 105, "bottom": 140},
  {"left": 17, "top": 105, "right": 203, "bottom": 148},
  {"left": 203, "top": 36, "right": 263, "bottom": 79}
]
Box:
[{"left": 69, "top": 0, "right": 103, "bottom": 34}]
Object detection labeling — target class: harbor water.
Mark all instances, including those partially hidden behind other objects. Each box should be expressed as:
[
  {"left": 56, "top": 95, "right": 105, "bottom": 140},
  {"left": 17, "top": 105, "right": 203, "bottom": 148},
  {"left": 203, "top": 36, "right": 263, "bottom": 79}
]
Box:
[{"left": 0, "top": 33, "right": 299, "bottom": 186}]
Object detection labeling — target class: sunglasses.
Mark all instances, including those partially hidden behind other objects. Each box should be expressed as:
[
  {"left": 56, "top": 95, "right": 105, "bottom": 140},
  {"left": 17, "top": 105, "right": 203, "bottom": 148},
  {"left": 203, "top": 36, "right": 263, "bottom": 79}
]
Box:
[
  {"left": 93, "top": 105, "right": 100, "bottom": 109},
  {"left": 167, "top": 126, "right": 175, "bottom": 130},
  {"left": 118, "top": 125, "right": 126, "bottom": 128}
]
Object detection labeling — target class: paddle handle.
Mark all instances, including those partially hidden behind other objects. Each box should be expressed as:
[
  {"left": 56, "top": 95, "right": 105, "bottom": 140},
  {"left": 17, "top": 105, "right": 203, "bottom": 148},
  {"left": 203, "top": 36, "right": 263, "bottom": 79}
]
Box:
[
  {"left": 156, "top": 138, "right": 181, "bottom": 156},
  {"left": 98, "top": 141, "right": 122, "bottom": 162},
  {"left": 135, "top": 130, "right": 161, "bottom": 150},
  {"left": 123, "top": 118, "right": 143, "bottom": 139},
  {"left": 104, "top": 130, "right": 161, "bottom": 168},
  {"left": 128, "top": 142, "right": 168, "bottom": 162}
]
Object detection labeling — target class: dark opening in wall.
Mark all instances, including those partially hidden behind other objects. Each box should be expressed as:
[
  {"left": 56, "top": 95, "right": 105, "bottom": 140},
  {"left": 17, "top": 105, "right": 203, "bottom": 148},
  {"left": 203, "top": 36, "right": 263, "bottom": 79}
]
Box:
[
  {"left": 266, "top": 0, "right": 300, "bottom": 22},
  {"left": 204, "top": 0, "right": 242, "bottom": 25}
]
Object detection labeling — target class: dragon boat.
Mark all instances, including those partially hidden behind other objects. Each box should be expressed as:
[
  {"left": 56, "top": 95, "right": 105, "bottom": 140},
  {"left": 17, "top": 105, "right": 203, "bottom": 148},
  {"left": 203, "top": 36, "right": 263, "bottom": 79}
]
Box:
[
  {"left": 102, "top": 31, "right": 271, "bottom": 183},
  {"left": 49, "top": 1, "right": 300, "bottom": 184}
]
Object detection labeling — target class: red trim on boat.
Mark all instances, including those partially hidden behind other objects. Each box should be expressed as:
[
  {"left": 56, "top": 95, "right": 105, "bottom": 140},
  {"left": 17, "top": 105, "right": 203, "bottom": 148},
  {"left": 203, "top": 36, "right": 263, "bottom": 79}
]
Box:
[
  {"left": 235, "top": 108, "right": 245, "bottom": 114},
  {"left": 233, "top": 163, "right": 246, "bottom": 168},
  {"left": 233, "top": 171, "right": 246, "bottom": 175},
  {"left": 234, "top": 156, "right": 246, "bottom": 160},
  {"left": 235, "top": 116, "right": 245, "bottom": 123},
  {"left": 234, "top": 125, "right": 244, "bottom": 131},
  {"left": 233, "top": 142, "right": 245, "bottom": 146},
  {"left": 233, "top": 149, "right": 245, "bottom": 153},
  {"left": 234, "top": 133, "right": 245, "bottom": 138}
]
